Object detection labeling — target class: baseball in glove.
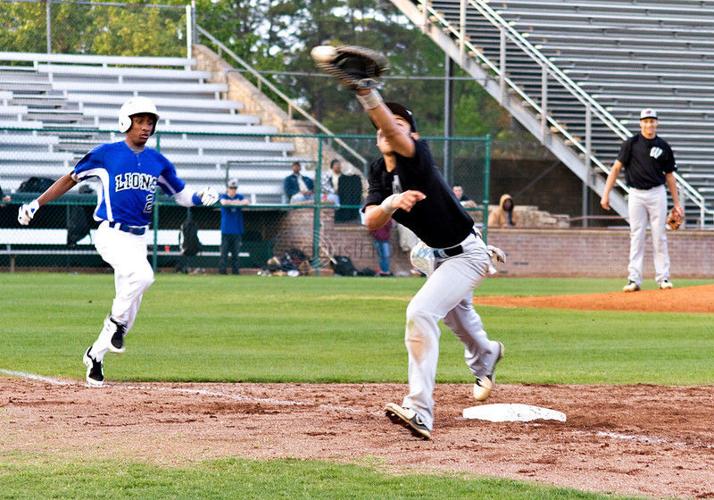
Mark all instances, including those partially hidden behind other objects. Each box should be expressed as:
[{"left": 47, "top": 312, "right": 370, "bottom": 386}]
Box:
[
  {"left": 310, "top": 45, "right": 389, "bottom": 91},
  {"left": 666, "top": 208, "right": 683, "bottom": 230}
]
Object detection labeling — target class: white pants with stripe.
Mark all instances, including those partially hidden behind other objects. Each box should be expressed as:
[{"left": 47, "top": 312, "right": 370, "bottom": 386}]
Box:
[
  {"left": 402, "top": 232, "right": 499, "bottom": 431},
  {"left": 90, "top": 221, "right": 154, "bottom": 361},
  {"left": 627, "top": 185, "right": 670, "bottom": 285}
]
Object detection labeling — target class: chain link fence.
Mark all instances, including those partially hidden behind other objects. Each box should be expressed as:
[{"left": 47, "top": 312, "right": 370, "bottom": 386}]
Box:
[{"left": 0, "top": 128, "right": 490, "bottom": 274}]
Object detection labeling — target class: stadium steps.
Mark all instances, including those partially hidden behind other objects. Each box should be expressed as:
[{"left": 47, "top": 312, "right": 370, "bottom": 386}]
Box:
[{"left": 389, "top": 0, "right": 714, "bottom": 226}]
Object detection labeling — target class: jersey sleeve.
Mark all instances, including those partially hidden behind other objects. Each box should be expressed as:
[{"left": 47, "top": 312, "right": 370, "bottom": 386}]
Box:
[
  {"left": 662, "top": 143, "right": 677, "bottom": 173},
  {"left": 363, "top": 160, "right": 388, "bottom": 207},
  {"left": 396, "top": 139, "right": 433, "bottom": 175},
  {"left": 156, "top": 155, "right": 186, "bottom": 196},
  {"left": 617, "top": 137, "right": 632, "bottom": 166},
  {"left": 71, "top": 145, "right": 105, "bottom": 181}
]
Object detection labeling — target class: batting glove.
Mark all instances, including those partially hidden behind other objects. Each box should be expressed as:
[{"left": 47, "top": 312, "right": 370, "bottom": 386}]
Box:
[
  {"left": 18, "top": 199, "right": 40, "bottom": 226},
  {"left": 487, "top": 244, "right": 506, "bottom": 264},
  {"left": 198, "top": 187, "right": 219, "bottom": 206}
]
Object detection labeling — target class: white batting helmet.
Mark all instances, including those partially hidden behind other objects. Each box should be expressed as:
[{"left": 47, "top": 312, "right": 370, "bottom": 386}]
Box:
[{"left": 118, "top": 96, "right": 159, "bottom": 135}]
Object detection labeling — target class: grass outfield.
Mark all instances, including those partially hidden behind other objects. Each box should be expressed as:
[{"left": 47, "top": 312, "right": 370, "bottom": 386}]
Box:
[
  {"left": 2, "top": 274, "right": 713, "bottom": 385},
  {"left": 0, "top": 455, "right": 612, "bottom": 499}
]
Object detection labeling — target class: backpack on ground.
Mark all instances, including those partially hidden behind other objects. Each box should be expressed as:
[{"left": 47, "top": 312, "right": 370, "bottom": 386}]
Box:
[{"left": 331, "top": 255, "right": 358, "bottom": 276}]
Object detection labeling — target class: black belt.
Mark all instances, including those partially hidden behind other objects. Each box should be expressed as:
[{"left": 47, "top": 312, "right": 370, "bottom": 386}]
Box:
[
  {"left": 433, "top": 228, "right": 479, "bottom": 259},
  {"left": 108, "top": 221, "right": 146, "bottom": 235}
]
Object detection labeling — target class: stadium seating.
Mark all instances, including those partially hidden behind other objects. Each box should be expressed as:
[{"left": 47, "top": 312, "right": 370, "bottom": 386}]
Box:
[
  {"left": 390, "top": 0, "right": 714, "bottom": 225},
  {"left": 0, "top": 52, "right": 308, "bottom": 204}
]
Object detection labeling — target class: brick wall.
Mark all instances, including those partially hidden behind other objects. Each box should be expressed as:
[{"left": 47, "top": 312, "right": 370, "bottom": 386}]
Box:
[
  {"left": 487, "top": 228, "right": 714, "bottom": 278},
  {"left": 272, "top": 210, "right": 714, "bottom": 278}
]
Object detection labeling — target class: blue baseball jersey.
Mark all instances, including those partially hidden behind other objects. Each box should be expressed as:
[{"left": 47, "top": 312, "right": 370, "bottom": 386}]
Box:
[
  {"left": 71, "top": 141, "right": 185, "bottom": 227},
  {"left": 219, "top": 193, "right": 245, "bottom": 235}
]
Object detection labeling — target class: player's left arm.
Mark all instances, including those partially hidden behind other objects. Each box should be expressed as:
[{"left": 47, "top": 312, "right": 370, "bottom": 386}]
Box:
[
  {"left": 664, "top": 172, "right": 683, "bottom": 217},
  {"left": 359, "top": 90, "right": 415, "bottom": 158},
  {"left": 157, "top": 157, "right": 218, "bottom": 207}
]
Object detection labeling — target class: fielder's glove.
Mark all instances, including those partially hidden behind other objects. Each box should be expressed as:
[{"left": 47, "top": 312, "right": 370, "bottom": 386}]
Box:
[
  {"left": 311, "top": 45, "right": 389, "bottom": 91},
  {"left": 666, "top": 208, "right": 682, "bottom": 230},
  {"left": 18, "top": 199, "right": 40, "bottom": 226},
  {"left": 198, "top": 187, "right": 219, "bottom": 206}
]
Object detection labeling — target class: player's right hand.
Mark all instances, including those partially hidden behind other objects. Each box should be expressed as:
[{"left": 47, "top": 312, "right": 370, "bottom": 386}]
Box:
[
  {"left": 18, "top": 199, "right": 39, "bottom": 225},
  {"left": 394, "top": 190, "right": 426, "bottom": 212},
  {"left": 600, "top": 195, "right": 610, "bottom": 211}
]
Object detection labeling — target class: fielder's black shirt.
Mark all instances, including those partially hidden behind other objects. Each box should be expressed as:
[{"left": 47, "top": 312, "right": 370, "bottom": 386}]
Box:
[
  {"left": 363, "top": 139, "right": 474, "bottom": 248},
  {"left": 617, "top": 133, "right": 676, "bottom": 190}
]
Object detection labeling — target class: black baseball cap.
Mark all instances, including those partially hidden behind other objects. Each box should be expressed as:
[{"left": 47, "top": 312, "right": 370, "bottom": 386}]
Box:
[{"left": 370, "top": 102, "right": 417, "bottom": 132}]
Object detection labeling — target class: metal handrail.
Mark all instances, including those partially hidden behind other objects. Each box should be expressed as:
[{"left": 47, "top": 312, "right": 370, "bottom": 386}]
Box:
[{"left": 196, "top": 25, "right": 367, "bottom": 168}]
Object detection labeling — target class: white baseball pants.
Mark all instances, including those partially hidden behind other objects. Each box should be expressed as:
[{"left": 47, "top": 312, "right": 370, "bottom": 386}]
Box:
[
  {"left": 627, "top": 185, "right": 670, "bottom": 285},
  {"left": 402, "top": 232, "right": 499, "bottom": 431},
  {"left": 89, "top": 221, "right": 154, "bottom": 361}
]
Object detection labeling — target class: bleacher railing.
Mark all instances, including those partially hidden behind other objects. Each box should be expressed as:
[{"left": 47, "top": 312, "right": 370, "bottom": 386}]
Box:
[
  {"left": 401, "top": 0, "right": 711, "bottom": 227},
  {"left": 0, "top": 129, "right": 491, "bottom": 273}
]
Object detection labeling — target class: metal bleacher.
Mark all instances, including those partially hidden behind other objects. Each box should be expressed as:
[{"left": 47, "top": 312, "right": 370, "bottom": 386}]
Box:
[
  {"left": 389, "top": 0, "right": 714, "bottom": 226},
  {"left": 0, "top": 52, "right": 309, "bottom": 204}
]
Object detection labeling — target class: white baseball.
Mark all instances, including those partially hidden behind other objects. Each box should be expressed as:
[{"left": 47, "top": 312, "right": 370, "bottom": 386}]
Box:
[{"left": 311, "top": 45, "right": 337, "bottom": 63}]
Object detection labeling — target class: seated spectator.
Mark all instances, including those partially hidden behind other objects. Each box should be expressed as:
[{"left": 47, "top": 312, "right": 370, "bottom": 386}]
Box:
[
  {"left": 284, "top": 161, "right": 314, "bottom": 204},
  {"left": 452, "top": 185, "right": 477, "bottom": 209},
  {"left": 321, "top": 159, "right": 342, "bottom": 205},
  {"left": 488, "top": 193, "right": 517, "bottom": 228}
]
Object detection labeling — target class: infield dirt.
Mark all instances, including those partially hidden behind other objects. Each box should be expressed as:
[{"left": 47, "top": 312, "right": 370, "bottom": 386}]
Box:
[{"left": 1, "top": 378, "right": 712, "bottom": 498}]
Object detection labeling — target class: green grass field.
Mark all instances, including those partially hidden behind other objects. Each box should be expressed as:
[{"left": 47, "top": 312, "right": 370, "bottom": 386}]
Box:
[{"left": 2, "top": 273, "right": 712, "bottom": 498}]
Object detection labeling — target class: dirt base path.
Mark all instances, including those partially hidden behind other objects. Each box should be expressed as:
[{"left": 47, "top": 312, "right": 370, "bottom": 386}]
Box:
[
  {"left": 1, "top": 378, "right": 712, "bottom": 498},
  {"left": 475, "top": 284, "right": 714, "bottom": 313}
]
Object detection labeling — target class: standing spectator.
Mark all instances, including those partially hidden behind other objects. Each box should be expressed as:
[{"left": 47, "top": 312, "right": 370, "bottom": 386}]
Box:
[
  {"left": 370, "top": 219, "right": 393, "bottom": 276},
  {"left": 283, "top": 161, "right": 314, "bottom": 204},
  {"left": 488, "top": 194, "right": 516, "bottom": 228},
  {"left": 219, "top": 178, "right": 249, "bottom": 275},
  {"left": 600, "top": 108, "right": 682, "bottom": 292},
  {"left": 452, "top": 185, "right": 477, "bottom": 209},
  {"left": 321, "top": 159, "right": 342, "bottom": 205}
]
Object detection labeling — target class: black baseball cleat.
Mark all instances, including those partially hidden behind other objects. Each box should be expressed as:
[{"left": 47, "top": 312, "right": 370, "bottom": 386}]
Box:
[
  {"left": 385, "top": 403, "right": 431, "bottom": 440},
  {"left": 108, "top": 317, "right": 127, "bottom": 353},
  {"left": 83, "top": 347, "right": 104, "bottom": 388}
]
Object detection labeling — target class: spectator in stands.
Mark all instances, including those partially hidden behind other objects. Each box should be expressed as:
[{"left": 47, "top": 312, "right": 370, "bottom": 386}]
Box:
[
  {"left": 488, "top": 193, "right": 516, "bottom": 228},
  {"left": 452, "top": 185, "right": 477, "bottom": 209},
  {"left": 284, "top": 161, "right": 314, "bottom": 204},
  {"left": 219, "top": 178, "right": 250, "bottom": 275},
  {"left": 370, "top": 219, "right": 394, "bottom": 276},
  {"left": 321, "top": 159, "right": 342, "bottom": 205}
]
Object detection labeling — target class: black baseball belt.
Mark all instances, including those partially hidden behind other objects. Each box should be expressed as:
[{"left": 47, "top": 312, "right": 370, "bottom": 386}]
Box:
[
  {"left": 108, "top": 221, "right": 147, "bottom": 235},
  {"left": 433, "top": 228, "right": 480, "bottom": 259}
]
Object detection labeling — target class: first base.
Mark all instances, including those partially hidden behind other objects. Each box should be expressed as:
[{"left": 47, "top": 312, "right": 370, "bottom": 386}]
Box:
[{"left": 463, "top": 403, "right": 566, "bottom": 423}]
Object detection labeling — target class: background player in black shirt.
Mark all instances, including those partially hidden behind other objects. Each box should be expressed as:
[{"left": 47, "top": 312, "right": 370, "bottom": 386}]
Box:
[
  {"left": 601, "top": 108, "right": 683, "bottom": 292},
  {"left": 357, "top": 90, "right": 504, "bottom": 440}
]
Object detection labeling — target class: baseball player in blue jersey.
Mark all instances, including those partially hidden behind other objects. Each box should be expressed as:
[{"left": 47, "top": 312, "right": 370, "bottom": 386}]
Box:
[{"left": 18, "top": 96, "right": 219, "bottom": 387}]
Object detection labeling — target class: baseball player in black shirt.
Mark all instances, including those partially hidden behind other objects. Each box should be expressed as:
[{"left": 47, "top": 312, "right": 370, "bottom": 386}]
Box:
[
  {"left": 358, "top": 92, "right": 504, "bottom": 440},
  {"left": 601, "top": 108, "right": 683, "bottom": 292}
]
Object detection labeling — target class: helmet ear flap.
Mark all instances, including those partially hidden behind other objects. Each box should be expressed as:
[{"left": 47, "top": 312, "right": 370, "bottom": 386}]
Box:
[{"left": 118, "top": 115, "right": 132, "bottom": 133}]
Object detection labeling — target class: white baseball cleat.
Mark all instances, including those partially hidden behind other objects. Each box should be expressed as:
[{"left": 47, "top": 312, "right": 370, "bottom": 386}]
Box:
[
  {"left": 83, "top": 347, "right": 104, "bottom": 388},
  {"left": 658, "top": 280, "right": 674, "bottom": 290},
  {"left": 623, "top": 281, "right": 641, "bottom": 293},
  {"left": 474, "top": 341, "right": 504, "bottom": 402}
]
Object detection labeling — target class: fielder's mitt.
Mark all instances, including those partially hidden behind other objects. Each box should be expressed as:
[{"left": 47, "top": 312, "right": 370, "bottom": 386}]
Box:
[
  {"left": 311, "top": 45, "right": 388, "bottom": 91},
  {"left": 666, "top": 209, "right": 683, "bottom": 230}
]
